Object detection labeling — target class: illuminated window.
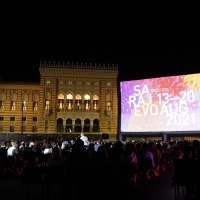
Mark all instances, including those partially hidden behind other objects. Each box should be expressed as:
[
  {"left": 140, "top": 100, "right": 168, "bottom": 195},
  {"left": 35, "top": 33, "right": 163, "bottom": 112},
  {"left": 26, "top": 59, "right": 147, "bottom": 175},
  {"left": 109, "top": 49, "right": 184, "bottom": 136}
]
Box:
[
  {"left": 66, "top": 93, "right": 73, "bottom": 110},
  {"left": 107, "top": 101, "right": 111, "bottom": 110},
  {"left": 106, "top": 93, "right": 112, "bottom": 110},
  {"left": 84, "top": 94, "right": 90, "bottom": 110},
  {"left": 45, "top": 100, "right": 50, "bottom": 110},
  {"left": 22, "top": 101, "right": 26, "bottom": 111},
  {"left": 46, "top": 80, "right": 51, "bottom": 85},
  {"left": 57, "top": 94, "right": 64, "bottom": 111},
  {"left": 11, "top": 101, "right": 16, "bottom": 111},
  {"left": 84, "top": 94, "right": 90, "bottom": 100},
  {"left": 33, "top": 101, "right": 38, "bottom": 111},
  {"left": 75, "top": 94, "right": 82, "bottom": 110},
  {"left": 93, "top": 94, "right": 99, "bottom": 110},
  {"left": 0, "top": 101, "right": 4, "bottom": 110}
]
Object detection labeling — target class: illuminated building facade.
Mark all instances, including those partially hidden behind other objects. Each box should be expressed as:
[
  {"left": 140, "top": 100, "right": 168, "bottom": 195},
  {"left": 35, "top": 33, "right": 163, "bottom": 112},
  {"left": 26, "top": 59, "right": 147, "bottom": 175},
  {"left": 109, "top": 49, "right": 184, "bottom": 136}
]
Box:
[{"left": 0, "top": 62, "right": 118, "bottom": 141}]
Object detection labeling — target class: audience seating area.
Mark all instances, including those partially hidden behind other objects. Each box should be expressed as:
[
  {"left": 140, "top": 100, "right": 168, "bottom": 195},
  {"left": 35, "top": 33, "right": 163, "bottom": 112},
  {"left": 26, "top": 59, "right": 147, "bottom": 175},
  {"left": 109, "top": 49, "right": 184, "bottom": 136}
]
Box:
[{"left": 0, "top": 138, "right": 200, "bottom": 200}]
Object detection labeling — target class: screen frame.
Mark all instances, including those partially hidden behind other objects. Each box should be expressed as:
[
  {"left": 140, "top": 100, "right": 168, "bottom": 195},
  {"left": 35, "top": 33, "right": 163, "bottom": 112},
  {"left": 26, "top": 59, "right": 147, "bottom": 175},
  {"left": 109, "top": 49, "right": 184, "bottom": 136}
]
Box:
[{"left": 119, "top": 73, "right": 200, "bottom": 136}]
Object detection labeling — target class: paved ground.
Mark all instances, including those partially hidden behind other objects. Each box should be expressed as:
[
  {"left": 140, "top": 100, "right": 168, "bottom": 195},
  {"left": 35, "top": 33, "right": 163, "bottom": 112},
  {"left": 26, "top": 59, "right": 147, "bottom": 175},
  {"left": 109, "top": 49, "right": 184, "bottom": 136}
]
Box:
[{"left": 0, "top": 170, "right": 180, "bottom": 200}]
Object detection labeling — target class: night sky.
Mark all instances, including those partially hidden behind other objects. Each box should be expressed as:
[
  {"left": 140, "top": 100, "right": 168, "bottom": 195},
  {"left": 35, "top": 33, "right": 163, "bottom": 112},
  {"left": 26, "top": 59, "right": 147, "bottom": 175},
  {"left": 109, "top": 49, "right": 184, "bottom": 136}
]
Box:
[{"left": 1, "top": 1, "right": 200, "bottom": 82}]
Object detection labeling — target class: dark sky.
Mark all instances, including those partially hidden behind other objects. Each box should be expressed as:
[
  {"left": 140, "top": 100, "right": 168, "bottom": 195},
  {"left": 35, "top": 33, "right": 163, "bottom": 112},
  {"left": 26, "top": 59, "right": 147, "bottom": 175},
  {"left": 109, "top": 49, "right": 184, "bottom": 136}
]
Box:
[{"left": 1, "top": 1, "right": 200, "bottom": 82}]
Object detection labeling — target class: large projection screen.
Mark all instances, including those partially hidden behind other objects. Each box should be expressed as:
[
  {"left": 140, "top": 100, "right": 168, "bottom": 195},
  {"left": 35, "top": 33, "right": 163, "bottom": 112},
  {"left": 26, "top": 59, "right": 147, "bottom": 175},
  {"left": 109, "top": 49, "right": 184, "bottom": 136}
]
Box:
[{"left": 120, "top": 73, "right": 200, "bottom": 132}]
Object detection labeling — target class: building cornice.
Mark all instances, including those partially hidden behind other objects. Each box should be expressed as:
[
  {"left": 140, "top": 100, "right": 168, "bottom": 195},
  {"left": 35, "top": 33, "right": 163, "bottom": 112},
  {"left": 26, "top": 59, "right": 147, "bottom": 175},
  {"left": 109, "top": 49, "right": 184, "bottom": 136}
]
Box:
[
  {"left": 0, "top": 82, "right": 40, "bottom": 89},
  {"left": 0, "top": 81, "right": 39, "bottom": 85},
  {"left": 40, "top": 61, "right": 118, "bottom": 70},
  {"left": 39, "top": 68, "right": 118, "bottom": 78}
]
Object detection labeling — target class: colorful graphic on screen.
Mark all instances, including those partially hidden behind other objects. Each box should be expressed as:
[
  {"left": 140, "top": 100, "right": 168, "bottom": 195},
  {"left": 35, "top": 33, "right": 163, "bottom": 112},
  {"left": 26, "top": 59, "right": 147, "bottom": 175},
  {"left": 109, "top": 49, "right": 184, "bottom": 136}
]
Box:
[{"left": 120, "top": 73, "right": 200, "bottom": 132}]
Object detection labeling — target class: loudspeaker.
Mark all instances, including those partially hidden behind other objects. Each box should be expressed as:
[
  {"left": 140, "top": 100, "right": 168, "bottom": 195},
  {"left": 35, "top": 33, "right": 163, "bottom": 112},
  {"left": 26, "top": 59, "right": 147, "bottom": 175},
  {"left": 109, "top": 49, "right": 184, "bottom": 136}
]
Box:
[{"left": 102, "top": 133, "right": 109, "bottom": 140}]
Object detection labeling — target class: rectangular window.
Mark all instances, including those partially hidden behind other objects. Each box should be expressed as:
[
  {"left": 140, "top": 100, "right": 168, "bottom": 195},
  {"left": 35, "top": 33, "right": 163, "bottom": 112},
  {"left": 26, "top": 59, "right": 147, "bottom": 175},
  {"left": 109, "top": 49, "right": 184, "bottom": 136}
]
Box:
[
  {"left": 33, "top": 102, "right": 38, "bottom": 111},
  {"left": 22, "top": 101, "right": 27, "bottom": 111},
  {"left": 10, "top": 126, "right": 14, "bottom": 132},
  {"left": 11, "top": 101, "right": 16, "bottom": 111},
  {"left": 22, "top": 117, "right": 26, "bottom": 121},
  {"left": 45, "top": 100, "right": 50, "bottom": 110},
  {"left": 33, "top": 117, "right": 37, "bottom": 122},
  {"left": 46, "top": 80, "right": 51, "bottom": 85},
  {"left": 58, "top": 99, "right": 64, "bottom": 111},
  {"left": 107, "top": 101, "right": 111, "bottom": 110},
  {"left": 10, "top": 117, "right": 15, "bottom": 121},
  {"left": 32, "top": 126, "right": 37, "bottom": 132},
  {"left": 0, "top": 101, "right": 4, "bottom": 110},
  {"left": 0, "top": 117, "right": 4, "bottom": 121},
  {"left": 0, "top": 125, "right": 3, "bottom": 132}
]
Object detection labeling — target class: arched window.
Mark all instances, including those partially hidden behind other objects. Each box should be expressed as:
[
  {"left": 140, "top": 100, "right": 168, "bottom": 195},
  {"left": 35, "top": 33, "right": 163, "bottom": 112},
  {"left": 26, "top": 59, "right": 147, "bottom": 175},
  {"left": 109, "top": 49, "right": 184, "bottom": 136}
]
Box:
[
  {"left": 84, "top": 118, "right": 90, "bottom": 132},
  {"left": 66, "top": 118, "right": 72, "bottom": 132},
  {"left": 11, "top": 93, "right": 17, "bottom": 111},
  {"left": 33, "top": 94, "right": 39, "bottom": 111},
  {"left": 93, "top": 94, "right": 99, "bottom": 110},
  {"left": 0, "top": 100, "right": 4, "bottom": 110},
  {"left": 74, "top": 118, "right": 81, "bottom": 132},
  {"left": 66, "top": 118, "right": 72, "bottom": 124},
  {"left": 84, "top": 93, "right": 90, "bottom": 110},
  {"left": 57, "top": 93, "right": 64, "bottom": 112},
  {"left": 93, "top": 119, "right": 99, "bottom": 132},
  {"left": 57, "top": 118, "right": 64, "bottom": 132},
  {"left": 22, "top": 101, "right": 26, "bottom": 111},
  {"left": 106, "top": 93, "right": 112, "bottom": 110},
  {"left": 75, "top": 94, "right": 82, "bottom": 110},
  {"left": 0, "top": 93, "right": 6, "bottom": 111},
  {"left": 45, "top": 92, "right": 51, "bottom": 111},
  {"left": 66, "top": 93, "right": 73, "bottom": 110},
  {"left": 22, "top": 93, "right": 28, "bottom": 101},
  {"left": 22, "top": 94, "right": 28, "bottom": 111}
]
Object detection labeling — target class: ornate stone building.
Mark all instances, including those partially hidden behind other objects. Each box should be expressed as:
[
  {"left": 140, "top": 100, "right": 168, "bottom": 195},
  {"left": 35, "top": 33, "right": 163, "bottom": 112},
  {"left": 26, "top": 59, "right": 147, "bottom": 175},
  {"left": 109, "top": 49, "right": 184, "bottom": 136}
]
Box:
[{"left": 0, "top": 61, "right": 119, "bottom": 141}]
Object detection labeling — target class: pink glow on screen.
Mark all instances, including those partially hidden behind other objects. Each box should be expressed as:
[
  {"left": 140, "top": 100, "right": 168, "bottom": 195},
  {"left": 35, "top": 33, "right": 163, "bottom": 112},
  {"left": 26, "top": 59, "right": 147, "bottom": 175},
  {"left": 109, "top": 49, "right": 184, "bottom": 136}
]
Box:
[{"left": 120, "top": 73, "right": 200, "bottom": 132}]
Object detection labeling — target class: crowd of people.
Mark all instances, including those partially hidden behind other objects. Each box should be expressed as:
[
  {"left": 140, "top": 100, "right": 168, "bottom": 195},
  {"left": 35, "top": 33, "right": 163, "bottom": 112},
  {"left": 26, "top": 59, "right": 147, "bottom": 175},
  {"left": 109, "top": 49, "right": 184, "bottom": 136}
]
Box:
[{"left": 0, "top": 133, "right": 200, "bottom": 199}]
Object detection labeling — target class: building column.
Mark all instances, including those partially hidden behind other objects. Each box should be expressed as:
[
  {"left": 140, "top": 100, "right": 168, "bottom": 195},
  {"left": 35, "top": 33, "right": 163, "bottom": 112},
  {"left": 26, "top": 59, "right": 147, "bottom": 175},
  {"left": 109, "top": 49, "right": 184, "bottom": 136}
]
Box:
[
  {"left": 90, "top": 121, "right": 93, "bottom": 132},
  {"left": 81, "top": 125, "right": 84, "bottom": 132},
  {"left": 81, "top": 120, "right": 84, "bottom": 132},
  {"left": 72, "top": 120, "right": 75, "bottom": 132},
  {"left": 63, "top": 120, "right": 66, "bottom": 133}
]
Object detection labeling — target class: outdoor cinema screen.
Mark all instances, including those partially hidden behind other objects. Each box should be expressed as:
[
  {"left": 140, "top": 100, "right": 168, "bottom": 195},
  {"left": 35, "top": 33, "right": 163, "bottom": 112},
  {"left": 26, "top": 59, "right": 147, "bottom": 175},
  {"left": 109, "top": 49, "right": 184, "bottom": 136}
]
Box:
[{"left": 120, "top": 73, "right": 200, "bottom": 132}]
